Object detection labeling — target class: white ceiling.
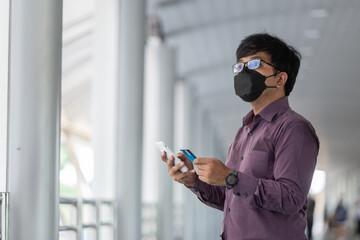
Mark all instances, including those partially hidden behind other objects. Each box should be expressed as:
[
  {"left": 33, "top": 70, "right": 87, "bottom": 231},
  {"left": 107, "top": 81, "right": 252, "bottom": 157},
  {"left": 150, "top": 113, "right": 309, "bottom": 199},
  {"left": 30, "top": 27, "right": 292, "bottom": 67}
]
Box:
[
  {"left": 61, "top": 0, "right": 94, "bottom": 137},
  {"left": 152, "top": 0, "right": 360, "bottom": 172}
]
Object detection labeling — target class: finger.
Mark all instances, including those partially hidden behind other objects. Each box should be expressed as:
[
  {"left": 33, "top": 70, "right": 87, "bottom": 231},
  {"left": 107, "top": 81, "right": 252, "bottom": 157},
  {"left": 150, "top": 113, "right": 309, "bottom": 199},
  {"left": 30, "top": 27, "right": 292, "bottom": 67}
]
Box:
[
  {"left": 193, "top": 158, "right": 206, "bottom": 165},
  {"left": 161, "top": 151, "right": 168, "bottom": 162},
  {"left": 169, "top": 161, "right": 185, "bottom": 175},
  {"left": 177, "top": 152, "right": 188, "bottom": 162},
  {"left": 166, "top": 155, "right": 175, "bottom": 172},
  {"left": 198, "top": 175, "right": 208, "bottom": 184},
  {"left": 195, "top": 164, "right": 206, "bottom": 171},
  {"left": 177, "top": 152, "right": 185, "bottom": 158},
  {"left": 177, "top": 152, "right": 194, "bottom": 170},
  {"left": 196, "top": 169, "right": 206, "bottom": 177},
  {"left": 178, "top": 170, "right": 196, "bottom": 182}
]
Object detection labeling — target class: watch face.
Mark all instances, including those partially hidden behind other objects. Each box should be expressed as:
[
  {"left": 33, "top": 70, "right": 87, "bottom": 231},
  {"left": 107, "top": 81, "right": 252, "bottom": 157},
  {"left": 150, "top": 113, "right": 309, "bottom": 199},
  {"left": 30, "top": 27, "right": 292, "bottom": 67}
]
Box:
[{"left": 228, "top": 175, "right": 236, "bottom": 185}]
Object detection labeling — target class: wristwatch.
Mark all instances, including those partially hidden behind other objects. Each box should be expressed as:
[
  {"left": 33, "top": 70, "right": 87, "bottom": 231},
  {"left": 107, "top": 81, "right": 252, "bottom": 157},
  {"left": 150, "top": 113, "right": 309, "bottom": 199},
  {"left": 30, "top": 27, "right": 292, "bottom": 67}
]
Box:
[{"left": 225, "top": 169, "right": 239, "bottom": 189}]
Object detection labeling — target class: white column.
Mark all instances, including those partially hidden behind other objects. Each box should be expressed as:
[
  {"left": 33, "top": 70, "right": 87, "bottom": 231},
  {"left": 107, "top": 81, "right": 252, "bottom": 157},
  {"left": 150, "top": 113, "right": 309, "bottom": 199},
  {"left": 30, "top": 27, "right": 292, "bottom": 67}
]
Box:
[
  {"left": 193, "top": 108, "right": 208, "bottom": 239},
  {"left": 91, "top": 2, "right": 119, "bottom": 239},
  {"left": 206, "top": 127, "right": 224, "bottom": 239},
  {"left": 0, "top": 0, "right": 10, "bottom": 192},
  {"left": 7, "top": 0, "right": 62, "bottom": 239},
  {"left": 91, "top": 0, "right": 119, "bottom": 200},
  {"left": 202, "top": 124, "right": 213, "bottom": 240},
  {"left": 142, "top": 36, "right": 176, "bottom": 240},
  {"left": 173, "top": 80, "right": 185, "bottom": 239},
  {"left": 157, "top": 46, "right": 177, "bottom": 240},
  {"left": 174, "top": 80, "right": 194, "bottom": 240},
  {"left": 180, "top": 83, "right": 198, "bottom": 240},
  {"left": 115, "top": 0, "right": 146, "bottom": 239}
]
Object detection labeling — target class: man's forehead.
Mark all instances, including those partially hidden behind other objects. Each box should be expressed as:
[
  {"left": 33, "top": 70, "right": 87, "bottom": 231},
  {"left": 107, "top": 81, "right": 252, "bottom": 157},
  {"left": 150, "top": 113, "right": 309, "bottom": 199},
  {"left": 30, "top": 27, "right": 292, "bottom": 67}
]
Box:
[{"left": 239, "top": 51, "right": 271, "bottom": 62}]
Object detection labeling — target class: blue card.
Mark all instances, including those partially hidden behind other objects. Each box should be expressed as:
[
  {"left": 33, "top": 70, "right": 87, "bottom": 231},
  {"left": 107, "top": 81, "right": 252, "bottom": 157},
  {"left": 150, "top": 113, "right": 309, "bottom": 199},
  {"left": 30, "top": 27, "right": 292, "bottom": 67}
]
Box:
[{"left": 180, "top": 149, "right": 197, "bottom": 162}]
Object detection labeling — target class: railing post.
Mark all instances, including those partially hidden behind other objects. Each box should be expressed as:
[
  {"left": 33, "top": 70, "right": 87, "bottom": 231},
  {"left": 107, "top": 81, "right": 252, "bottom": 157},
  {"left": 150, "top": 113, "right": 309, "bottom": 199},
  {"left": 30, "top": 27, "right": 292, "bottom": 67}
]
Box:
[
  {"left": 59, "top": 198, "right": 116, "bottom": 239},
  {"left": 77, "top": 198, "right": 82, "bottom": 240},
  {"left": 96, "top": 200, "right": 100, "bottom": 240},
  {"left": 112, "top": 201, "right": 117, "bottom": 240}
]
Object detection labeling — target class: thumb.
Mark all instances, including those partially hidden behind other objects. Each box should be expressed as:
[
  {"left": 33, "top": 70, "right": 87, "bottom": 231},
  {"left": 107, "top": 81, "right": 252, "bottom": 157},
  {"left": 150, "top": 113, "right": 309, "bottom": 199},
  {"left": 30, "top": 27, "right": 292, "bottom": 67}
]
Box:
[{"left": 177, "top": 152, "right": 194, "bottom": 170}]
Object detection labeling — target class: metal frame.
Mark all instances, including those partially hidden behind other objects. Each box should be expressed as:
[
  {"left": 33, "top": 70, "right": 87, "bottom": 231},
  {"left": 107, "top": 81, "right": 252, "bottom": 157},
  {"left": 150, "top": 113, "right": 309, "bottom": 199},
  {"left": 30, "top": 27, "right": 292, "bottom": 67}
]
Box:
[
  {"left": 0, "top": 192, "right": 9, "bottom": 240},
  {"left": 59, "top": 197, "right": 116, "bottom": 240}
]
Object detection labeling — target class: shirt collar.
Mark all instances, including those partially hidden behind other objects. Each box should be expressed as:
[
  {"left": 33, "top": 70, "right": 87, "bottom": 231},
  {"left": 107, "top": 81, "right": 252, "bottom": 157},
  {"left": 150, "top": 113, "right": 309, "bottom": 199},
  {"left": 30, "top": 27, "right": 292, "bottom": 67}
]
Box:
[
  {"left": 258, "top": 96, "right": 290, "bottom": 122},
  {"left": 243, "top": 97, "right": 290, "bottom": 124}
]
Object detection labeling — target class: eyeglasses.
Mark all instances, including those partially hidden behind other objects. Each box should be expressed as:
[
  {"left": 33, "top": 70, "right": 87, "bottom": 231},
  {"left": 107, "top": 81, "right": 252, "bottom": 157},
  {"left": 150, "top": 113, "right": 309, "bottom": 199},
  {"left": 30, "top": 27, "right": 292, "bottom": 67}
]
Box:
[{"left": 232, "top": 59, "right": 278, "bottom": 75}]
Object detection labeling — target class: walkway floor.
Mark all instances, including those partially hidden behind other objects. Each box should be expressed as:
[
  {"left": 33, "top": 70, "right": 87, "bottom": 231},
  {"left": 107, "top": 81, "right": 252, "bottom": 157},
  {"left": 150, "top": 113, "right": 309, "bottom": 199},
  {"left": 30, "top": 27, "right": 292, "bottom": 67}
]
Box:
[{"left": 313, "top": 229, "right": 360, "bottom": 240}]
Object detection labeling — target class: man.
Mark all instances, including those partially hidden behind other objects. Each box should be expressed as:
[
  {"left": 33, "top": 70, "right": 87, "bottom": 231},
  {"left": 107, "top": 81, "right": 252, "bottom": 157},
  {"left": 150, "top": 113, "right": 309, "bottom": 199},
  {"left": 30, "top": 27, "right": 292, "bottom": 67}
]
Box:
[{"left": 161, "top": 33, "right": 319, "bottom": 239}]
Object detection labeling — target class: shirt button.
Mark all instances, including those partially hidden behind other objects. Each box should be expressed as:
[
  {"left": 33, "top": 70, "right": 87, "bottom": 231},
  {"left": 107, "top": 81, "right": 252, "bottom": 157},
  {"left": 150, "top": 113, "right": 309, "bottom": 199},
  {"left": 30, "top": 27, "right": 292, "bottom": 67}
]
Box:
[
  {"left": 240, "top": 156, "right": 244, "bottom": 160},
  {"left": 248, "top": 131, "right": 253, "bottom": 136},
  {"left": 227, "top": 208, "right": 230, "bottom": 212}
]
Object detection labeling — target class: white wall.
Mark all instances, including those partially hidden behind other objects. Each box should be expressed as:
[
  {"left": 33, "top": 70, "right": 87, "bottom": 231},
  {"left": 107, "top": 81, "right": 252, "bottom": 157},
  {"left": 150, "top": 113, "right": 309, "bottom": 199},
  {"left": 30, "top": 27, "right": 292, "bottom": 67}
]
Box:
[{"left": 0, "top": 0, "right": 10, "bottom": 192}]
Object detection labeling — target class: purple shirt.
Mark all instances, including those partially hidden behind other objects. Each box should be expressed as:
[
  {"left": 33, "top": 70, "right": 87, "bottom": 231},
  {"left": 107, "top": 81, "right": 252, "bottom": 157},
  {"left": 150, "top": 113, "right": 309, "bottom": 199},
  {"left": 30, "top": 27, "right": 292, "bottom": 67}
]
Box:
[{"left": 190, "top": 97, "right": 319, "bottom": 240}]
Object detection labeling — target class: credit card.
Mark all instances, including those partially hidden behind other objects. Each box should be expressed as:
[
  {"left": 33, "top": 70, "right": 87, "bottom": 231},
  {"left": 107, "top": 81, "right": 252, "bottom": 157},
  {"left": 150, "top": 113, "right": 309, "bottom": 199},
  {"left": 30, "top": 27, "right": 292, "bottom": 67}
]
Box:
[{"left": 180, "top": 149, "right": 197, "bottom": 162}]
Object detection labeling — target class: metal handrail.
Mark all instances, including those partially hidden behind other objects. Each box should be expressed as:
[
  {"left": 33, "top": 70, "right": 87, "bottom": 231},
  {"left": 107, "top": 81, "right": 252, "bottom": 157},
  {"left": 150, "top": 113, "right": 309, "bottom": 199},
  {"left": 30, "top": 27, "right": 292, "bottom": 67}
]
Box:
[
  {"left": 82, "top": 199, "right": 96, "bottom": 205},
  {"left": 0, "top": 192, "right": 9, "bottom": 240},
  {"left": 59, "top": 197, "right": 78, "bottom": 206},
  {"left": 58, "top": 226, "right": 78, "bottom": 232},
  {"left": 82, "top": 224, "right": 97, "bottom": 229},
  {"left": 59, "top": 197, "right": 116, "bottom": 240}
]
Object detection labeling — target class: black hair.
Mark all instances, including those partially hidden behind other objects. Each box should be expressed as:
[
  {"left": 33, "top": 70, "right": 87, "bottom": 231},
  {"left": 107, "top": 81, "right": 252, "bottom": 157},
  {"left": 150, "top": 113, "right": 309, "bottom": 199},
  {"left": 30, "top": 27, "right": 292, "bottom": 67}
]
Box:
[{"left": 236, "top": 33, "right": 301, "bottom": 96}]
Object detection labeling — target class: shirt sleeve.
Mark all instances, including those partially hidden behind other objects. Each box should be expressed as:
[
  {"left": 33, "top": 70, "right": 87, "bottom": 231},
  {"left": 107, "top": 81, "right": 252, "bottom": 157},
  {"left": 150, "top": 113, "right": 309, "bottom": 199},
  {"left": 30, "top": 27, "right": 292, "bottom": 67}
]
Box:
[
  {"left": 230, "top": 120, "right": 319, "bottom": 215},
  {"left": 188, "top": 175, "right": 226, "bottom": 211}
]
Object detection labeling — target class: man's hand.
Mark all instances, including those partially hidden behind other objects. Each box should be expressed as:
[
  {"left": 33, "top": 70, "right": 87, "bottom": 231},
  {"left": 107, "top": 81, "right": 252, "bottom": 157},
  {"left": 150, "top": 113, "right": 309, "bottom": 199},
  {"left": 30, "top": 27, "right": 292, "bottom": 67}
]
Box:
[
  {"left": 161, "top": 152, "right": 197, "bottom": 188},
  {"left": 193, "top": 158, "right": 232, "bottom": 186}
]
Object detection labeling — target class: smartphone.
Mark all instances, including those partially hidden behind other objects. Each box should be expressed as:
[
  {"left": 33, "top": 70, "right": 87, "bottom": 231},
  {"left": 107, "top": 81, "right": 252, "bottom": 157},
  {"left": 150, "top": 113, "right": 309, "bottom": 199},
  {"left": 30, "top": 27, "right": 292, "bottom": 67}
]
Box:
[
  {"left": 180, "top": 149, "right": 197, "bottom": 163},
  {"left": 155, "top": 141, "right": 188, "bottom": 172}
]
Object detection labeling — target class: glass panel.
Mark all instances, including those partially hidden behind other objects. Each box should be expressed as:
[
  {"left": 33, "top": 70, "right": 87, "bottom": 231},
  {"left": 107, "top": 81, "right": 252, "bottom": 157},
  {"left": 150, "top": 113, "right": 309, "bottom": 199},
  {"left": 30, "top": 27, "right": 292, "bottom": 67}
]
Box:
[
  {"left": 59, "top": 204, "right": 77, "bottom": 227},
  {"left": 82, "top": 203, "right": 96, "bottom": 225},
  {"left": 59, "top": 231, "right": 77, "bottom": 240},
  {"left": 83, "top": 228, "right": 96, "bottom": 240}
]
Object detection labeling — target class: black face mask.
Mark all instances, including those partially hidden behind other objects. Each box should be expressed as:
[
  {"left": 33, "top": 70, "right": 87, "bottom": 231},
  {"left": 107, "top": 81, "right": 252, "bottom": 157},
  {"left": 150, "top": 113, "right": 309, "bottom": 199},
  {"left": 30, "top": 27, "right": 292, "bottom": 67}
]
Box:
[{"left": 234, "top": 68, "right": 277, "bottom": 102}]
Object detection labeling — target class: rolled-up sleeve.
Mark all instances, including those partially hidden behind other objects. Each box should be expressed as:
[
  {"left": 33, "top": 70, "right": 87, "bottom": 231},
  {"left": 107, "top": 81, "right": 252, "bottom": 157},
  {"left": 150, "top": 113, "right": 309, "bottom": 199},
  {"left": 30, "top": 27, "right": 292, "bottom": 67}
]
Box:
[{"left": 230, "top": 120, "right": 319, "bottom": 215}]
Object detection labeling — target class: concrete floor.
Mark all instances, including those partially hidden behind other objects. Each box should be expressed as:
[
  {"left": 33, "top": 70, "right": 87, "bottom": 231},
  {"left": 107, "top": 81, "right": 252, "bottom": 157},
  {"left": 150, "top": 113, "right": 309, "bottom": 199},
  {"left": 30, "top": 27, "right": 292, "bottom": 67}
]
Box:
[{"left": 313, "top": 228, "right": 360, "bottom": 240}]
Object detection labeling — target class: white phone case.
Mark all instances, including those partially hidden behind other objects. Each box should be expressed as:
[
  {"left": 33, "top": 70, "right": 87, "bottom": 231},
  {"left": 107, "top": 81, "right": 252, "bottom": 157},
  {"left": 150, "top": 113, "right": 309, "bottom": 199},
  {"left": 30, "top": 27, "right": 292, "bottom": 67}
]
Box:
[{"left": 156, "top": 141, "right": 188, "bottom": 172}]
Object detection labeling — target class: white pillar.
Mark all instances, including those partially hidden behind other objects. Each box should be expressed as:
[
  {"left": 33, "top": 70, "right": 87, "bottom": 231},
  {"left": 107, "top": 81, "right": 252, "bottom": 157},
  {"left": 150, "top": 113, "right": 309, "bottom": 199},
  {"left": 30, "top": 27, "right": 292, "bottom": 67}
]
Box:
[
  {"left": 142, "top": 36, "right": 176, "bottom": 240},
  {"left": 0, "top": 0, "right": 10, "bottom": 192},
  {"left": 202, "top": 124, "right": 213, "bottom": 240},
  {"left": 157, "top": 46, "right": 177, "bottom": 240},
  {"left": 205, "top": 127, "right": 223, "bottom": 239},
  {"left": 180, "top": 83, "right": 198, "bottom": 240},
  {"left": 193, "top": 108, "right": 208, "bottom": 239},
  {"left": 174, "top": 80, "right": 193, "bottom": 240},
  {"left": 7, "top": 0, "right": 62, "bottom": 239},
  {"left": 91, "top": 2, "right": 119, "bottom": 239},
  {"left": 115, "top": 0, "right": 146, "bottom": 239},
  {"left": 92, "top": 0, "right": 119, "bottom": 200}
]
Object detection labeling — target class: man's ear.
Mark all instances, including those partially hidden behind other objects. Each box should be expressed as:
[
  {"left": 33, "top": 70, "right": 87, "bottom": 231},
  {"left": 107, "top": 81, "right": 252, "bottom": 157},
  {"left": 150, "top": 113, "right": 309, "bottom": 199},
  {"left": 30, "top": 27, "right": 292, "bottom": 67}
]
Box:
[{"left": 277, "top": 72, "right": 288, "bottom": 87}]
